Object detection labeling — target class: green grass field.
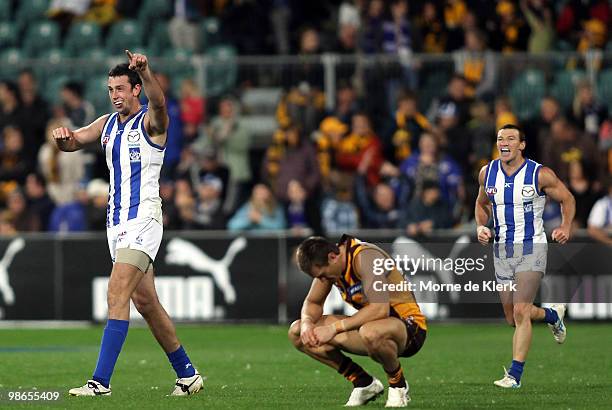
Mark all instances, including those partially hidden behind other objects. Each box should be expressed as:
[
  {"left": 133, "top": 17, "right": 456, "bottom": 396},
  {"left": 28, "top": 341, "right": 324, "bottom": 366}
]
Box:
[{"left": 0, "top": 323, "right": 610, "bottom": 409}]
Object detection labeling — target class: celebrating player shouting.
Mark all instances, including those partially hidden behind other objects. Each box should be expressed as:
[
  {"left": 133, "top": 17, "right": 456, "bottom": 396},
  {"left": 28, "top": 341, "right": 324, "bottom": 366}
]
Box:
[
  {"left": 54, "top": 51, "right": 203, "bottom": 396},
  {"left": 475, "top": 124, "right": 575, "bottom": 388},
  {"left": 290, "top": 235, "right": 427, "bottom": 407}
]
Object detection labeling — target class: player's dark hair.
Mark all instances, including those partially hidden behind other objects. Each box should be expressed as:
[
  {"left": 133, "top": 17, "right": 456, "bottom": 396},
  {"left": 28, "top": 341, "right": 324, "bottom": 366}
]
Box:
[
  {"left": 108, "top": 63, "right": 142, "bottom": 90},
  {"left": 499, "top": 124, "right": 525, "bottom": 142},
  {"left": 296, "top": 236, "right": 340, "bottom": 276}
]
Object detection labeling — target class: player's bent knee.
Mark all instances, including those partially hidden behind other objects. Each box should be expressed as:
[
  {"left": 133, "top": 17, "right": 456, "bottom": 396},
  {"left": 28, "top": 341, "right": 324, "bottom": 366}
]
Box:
[
  {"left": 288, "top": 320, "right": 301, "bottom": 346},
  {"left": 132, "top": 294, "right": 157, "bottom": 317},
  {"left": 358, "top": 325, "right": 382, "bottom": 348}
]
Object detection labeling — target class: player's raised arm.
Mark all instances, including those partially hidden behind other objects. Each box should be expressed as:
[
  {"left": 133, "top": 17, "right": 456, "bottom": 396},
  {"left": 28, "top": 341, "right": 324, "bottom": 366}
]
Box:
[
  {"left": 53, "top": 114, "right": 110, "bottom": 152},
  {"left": 475, "top": 165, "right": 493, "bottom": 245},
  {"left": 538, "top": 167, "right": 575, "bottom": 244},
  {"left": 125, "top": 49, "right": 168, "bottom": 137}
]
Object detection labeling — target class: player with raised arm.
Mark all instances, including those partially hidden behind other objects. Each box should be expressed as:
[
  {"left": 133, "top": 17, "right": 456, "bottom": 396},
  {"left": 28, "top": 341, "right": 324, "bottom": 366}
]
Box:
[
  {"left": 289, "top": 235, "right": 427, "bottom": 407},
  {"left": 56, "top": 51, "right": 204, "bottom": 396},
  {"left": 475, "top": 124, "right": 575, "bottom": 389}
]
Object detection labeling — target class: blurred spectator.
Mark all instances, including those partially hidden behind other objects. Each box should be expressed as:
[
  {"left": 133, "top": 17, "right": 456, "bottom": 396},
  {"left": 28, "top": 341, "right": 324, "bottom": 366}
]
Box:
[
  {"left": 400, "top": 132, "right": 463, "bottom": 208},
  {"left": 0, "top": 81, "right": 25, "bottom": 137},
  {"left": 382, "top": 0, "right": 417, "bottom": 109},
  {"left": 149, "top": 73, "right": 183, "bottom": 179},
  {"left": 61, "top": 81, "right": 95, "bottom": 128},
  {"left": 174, "top": 179, "right": 199, "bottom": 230},
  {"left": 285, "top": 26, "right": 324, "bottom": 89},
  {"left": 221, "top": 0, "right": 270, "bottom": 54},
  {"left": 321, "top": 173, "right": 359, "bottom": 234},
  {"left": 336, "top": 112, "right": 384, "bottom": 186},
  {"left": 494, "top": 96, "right": 518, "bottom": 132},
  {"left": 6, "top": 188, "right": 40, "bottom": 232},
  {"left": 454, "top": 28, "right": 497, "bottom": 100},
  {"left": 436, "top": 101, "right": 472, "bottom": 174},
  {"left": 577, "top": 18, "right": 608, "bottom": 53},
  {"left": 285, "top": 179, "right": 321, "bottom": 235},
  {"left": 0, "top": 210, "right": 17, "bottom": 236},
  {"left": 360, "top": 0, "right": 385, "bottom": 54},
  {"left": 599, "top": 119, "right": 612, "bottom": 175},
  {"left": 48, "top": 0, "right": 92, "bottom": 34},
  {"left": 415, "top": 1, "right": 446, "bottom": 53},
  {"left": 193, "top": 173, "right": 226, "bottom": 230},
  {"left": 24, "top": 173, "right": 55, "bottom": 231},
  {"left": 312, "top": 117, "right": 347, "bottom": 192},
  {"left": 444, "top": 0, "right": 468, "bottom": 52},
  {"left": 17, "top": 70, "right": 50, "bottom": 162},
  {"left": 189, "top": 146, "right": 230, "bottom": 202},
  {"left": 523, "top": 96, "right": 561, "bottom": 162},
  {"left": 327, "top": 82, "right": 358, "bottom": 126},
  {"left": 556, "top": 0, "right": 610, "bottom": 45},
  {"left": 0, "top": 126, "right": 32, "bottom": 190},
  {"left": 85, "top": 178, "right": 109, "bottom": 230},
  {"left": 404, "top": 180, "right": 453, "bottom": 237},
  {"left": 569, "top": 80, "right": 608, "bottom": 139},
  {"left": 355, "top": 149, "right": 409, "bottom": 229},
  {"left": 494, "top": 0, "right": 529, "bottom": 52},
  {"left": 520, "top": 0, "right": 555, "bottom": 53},
  {"left": 262, "top": 125, "right": 320, "bottom": 203},
  {"left": 338, "top": 0, "right": 361, "bottom": 29},
  {"left": 227, "top": 184, "right": 286, "bottom": 231},
  {"left": 197, "top": 97, "right": 251, "bottom": 214},
  {"left": 160, "top": 177, "right": 180, "bottom": 229},
  {"left": 179, "top": 78, "right": 205, "bottom": 143},
  {"left": 384, "top": 91, "right": 430, "bottom": 165},
  {"left": 468, "top": 101, "right": 496, "bottom": 173},
  {"left": 542, "top": 117, "right": 600, "bottom": 185},
  {"left": 168, "top": 0, "right": 204, "bottom": 52},
  {"left": 276, "top": 82, "right": 326, "bottom": 137},
  {"left": 38, "top": 118, "right": 87, "bottom": 205},
  {"left": 428, "top": 74, "right": 472, "bottom": 127},
  {"left": 48, "top": 201, "right": 87, "bottom": 232},
  {"left": 587, "top": 176, "right": 612, "bottom": 246},
  {"left": 568, "top": 160, "right": 598, "bottom": 228}
]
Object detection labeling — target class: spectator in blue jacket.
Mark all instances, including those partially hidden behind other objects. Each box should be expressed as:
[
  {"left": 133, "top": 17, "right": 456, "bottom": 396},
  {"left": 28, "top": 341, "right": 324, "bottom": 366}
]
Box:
[{"left": 228, "top": 184, "right": 286, "bottom": 231}]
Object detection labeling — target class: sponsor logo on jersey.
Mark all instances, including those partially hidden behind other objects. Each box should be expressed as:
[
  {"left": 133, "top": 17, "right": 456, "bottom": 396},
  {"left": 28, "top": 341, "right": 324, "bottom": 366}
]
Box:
[
  {"left": 522, "top": 186, "right": 536, "bottom": 199},
  {"left": 129, "top": 147, "right": 141, "bottom": 162},
  {"left": 486, "top": 186, "right": 497, "bottom": 195},
  {"left": 102, "top": 134, "right": 110, "bottom": 145},
  {"left": 523, "top": 202, "right": 533, "bottom": 213},
  {"left": 127, "top": 130, "right": 140, "bottom": 143}
]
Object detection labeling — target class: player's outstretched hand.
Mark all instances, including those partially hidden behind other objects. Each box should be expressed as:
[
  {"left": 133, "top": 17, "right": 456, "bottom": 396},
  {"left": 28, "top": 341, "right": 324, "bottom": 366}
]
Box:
[
  {"left": 477, "top": 225, "right": 492, "bottom": 245},
  {"left": 313, "top": 324, "right": 336, "bottom": 346},
  {"left": 52, "top": 126, "right": 73, "bottom": 142},
  {"left": 552, "top": 226, "right": 570, "bottom": 244},
  {"left": 126, "top": 49, "right": 148, "bottom": 72}
]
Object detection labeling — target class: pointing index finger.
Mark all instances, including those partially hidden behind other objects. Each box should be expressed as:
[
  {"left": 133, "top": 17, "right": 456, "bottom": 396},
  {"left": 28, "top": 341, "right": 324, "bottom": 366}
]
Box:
[{"left": 125, "top": 49, "right": 133, "bottom": 59}]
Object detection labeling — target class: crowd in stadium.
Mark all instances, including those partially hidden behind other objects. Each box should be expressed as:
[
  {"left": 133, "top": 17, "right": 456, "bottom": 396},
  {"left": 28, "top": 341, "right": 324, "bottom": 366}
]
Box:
[{"left": 0, "top": 0, "right": 610, "bottom": 238}]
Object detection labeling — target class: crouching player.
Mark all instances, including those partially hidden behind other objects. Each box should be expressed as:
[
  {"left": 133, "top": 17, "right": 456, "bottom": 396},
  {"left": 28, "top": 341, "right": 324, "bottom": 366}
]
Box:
[{"left": 289, "top": 235, "right": 427, "bottom": 407}]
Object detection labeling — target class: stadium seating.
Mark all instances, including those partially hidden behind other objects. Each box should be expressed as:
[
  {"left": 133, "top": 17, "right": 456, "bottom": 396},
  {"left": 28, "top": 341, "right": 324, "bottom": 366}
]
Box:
[
  {"left": 105, "top": 19, "right": 144, "bottom": 55},
  {"left": 200, "top": 17, "right": 223, "bottom": 51},
  {"left": 14, "top": 0, "right": 49, "bottom": 34},
  {"left": 64, "top": 22, "right": 102, "bottom": 57},
  {"left": 42, "top": 74, "right": 70, "bottom": 105},
  {"left": 508, "top": 69, "right": 546, "bottom": 120},
  {"left": 0, "top": 48, "right": 24, "bottom": 79},
  {"left": 597, "top": 69, "right": 612, "bottom": 115},
  {"left": 550, "top": 70, "right": 585, "bottom": 110},
  {"left": 22, "top": 21, "right": 60, "bottom": 57},
  {"left": 148, "top": 22, "right": 172, "bottom": 57},
  {"left": 0, "top": 1, "right": 11, "bottom": 21},
  {"left": 0, "top": 21, "right": 17, "bottom": 50},
  {"left": 86, "top": 75, "right": 113, "bottom": 115},
  {"left": 36, "top": 48, "right": 69, "bottom": 87},
  {"left": 205, "top": 45, "right": 237, "bottom": 96},
  {"left": 138, "top": 0, "right": 172, "bottom": 30}
]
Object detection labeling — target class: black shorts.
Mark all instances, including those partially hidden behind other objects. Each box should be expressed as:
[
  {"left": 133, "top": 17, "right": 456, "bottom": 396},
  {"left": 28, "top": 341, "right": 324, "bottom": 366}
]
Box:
[{"left": 399, "top": 320, "right": 427, "bottom": 358}]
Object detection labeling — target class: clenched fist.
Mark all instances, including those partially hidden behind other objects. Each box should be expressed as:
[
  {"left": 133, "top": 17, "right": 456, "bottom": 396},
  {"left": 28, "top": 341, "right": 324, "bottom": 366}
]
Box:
[
  {"left": 52, "top": 126, "right": 74, "bottom": 141},
  {"left": 477, "top": 225, "right": 492, "bottom": 245}
]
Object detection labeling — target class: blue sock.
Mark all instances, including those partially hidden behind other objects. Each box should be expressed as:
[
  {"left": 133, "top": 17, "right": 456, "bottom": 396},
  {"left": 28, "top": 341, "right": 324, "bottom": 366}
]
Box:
[
  {"left": 543, "top": 308, "right": 559, "bottom": 325},
  {"left": 167, "top": 346, "right": 196, "bottom": 378},
  {"left": 508, "top": 360, "right": 525, "bottom": 383},
  {"left": 92, "top": 319, "right": 129, "bottom": 388}
]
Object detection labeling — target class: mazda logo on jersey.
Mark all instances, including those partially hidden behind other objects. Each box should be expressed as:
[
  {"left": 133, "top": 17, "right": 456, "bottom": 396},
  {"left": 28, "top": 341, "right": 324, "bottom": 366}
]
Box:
[
  {"left": 522, "top": 186, "right": 536, "bottom": 198},
  {"left": 486, "top": 186, "right": 497, "bottom": 195},
  {"left": 127, "top": 130, "right": 140, "bottom": 143}
]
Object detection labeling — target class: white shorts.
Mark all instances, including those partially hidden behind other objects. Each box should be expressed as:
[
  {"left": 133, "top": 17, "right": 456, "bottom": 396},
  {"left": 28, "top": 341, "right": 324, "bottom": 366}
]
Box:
[
  {"left": 107, "top": 217, "right": 163, "bottom": 263},
  {"left": 493, "top": 247, "right": 547, "bottom": 285}
]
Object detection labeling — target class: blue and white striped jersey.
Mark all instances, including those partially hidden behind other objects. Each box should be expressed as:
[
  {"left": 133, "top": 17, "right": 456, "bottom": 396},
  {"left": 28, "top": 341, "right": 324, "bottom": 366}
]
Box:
[
  {"left": 101, "top": 106, "right": 165, "bottom": 227},
  {"left": 484, "top": 158, "right": 547, "bottom": 256}
]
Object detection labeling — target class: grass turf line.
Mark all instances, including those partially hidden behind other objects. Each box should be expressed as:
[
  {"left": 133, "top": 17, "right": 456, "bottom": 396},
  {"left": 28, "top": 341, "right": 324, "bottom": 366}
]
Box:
[{"left": 0, "top": 323, "right": 610, "bottom": 409}]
